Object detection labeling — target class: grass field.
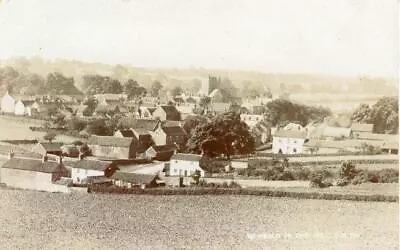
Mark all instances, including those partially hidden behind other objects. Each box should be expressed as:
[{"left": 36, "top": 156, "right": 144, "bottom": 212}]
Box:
[
  {"left": 0, "top": 189, "right": 397, "bottom": 250},
  {"left": 0, "top": 116, "right": 78, "bottom": 143}
]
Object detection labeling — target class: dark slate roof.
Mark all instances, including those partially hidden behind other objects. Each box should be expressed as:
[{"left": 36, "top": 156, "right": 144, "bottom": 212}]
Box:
[
  {"left": 171, "top": 153, "right": 202, "bottom": 162},
  {"left": 1, "top": 158, "right": 63, "bottom": 173},
  {"left": 119, "top": 118, "right": 159, "bottom": 130},
  {"left": 87, "top": 136, "right": 134, "bottom": 147},
  {"left": 111, "top": 171, "right": 157, "bottom": 184},
  {"left": 39, "top": 142, "right": 63, "bottom": 152},
  {"left": 162, "top": 126, "right": 186, "bottom": 136},
  {"left": 351, "top": 123, "right": 374, "bottom": 133},
  {"left": 117, "top": 130, "right": 135, "bottom": 137},
  {"left": 151, "top": 144, "right": 177, "bottom": 152},
  {"left": 273, "top": 130, "right": 307, "bottom": 139},
  {"left": 21, "top": 100, "right": 36, "bottom": 106},
  {"left": 132, "top": 128, "right": 150, "bottom": 136},
  {"left": 147, "top": 107, "right": 157, "bottom": 114},
  {"left": 159, "top": 105, "right": 181, "bottom": 120},
  {"left": 73, "top": 160, "right": 113, "bottom": 171}
]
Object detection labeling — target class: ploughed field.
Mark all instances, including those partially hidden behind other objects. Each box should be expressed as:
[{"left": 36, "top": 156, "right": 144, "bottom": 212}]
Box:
[{"left": 0, "top": 189, "right": 397, "bottom": 250}]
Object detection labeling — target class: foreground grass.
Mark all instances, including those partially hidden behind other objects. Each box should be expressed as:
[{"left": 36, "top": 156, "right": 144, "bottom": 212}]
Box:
[{"left": 0, "top": 189, "right": 398, "bottom": 250}]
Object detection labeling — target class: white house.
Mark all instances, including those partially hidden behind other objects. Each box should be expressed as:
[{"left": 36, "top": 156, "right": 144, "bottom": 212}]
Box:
[
  {"left": 240, "top": 114, "right": 265, "bottom": 128},
  {"left": 14, "top": 100, "right": 37, "bottom": 116},
  {"left": 71, "top": 159, "right": 117, "bottom": 184},
  {"left": 1, "top": 91, "right": 15, "bottom": 113},
  {"left": 272, "top": 130, "right": 307, "bottom": 154},
  {"left": 169, "top": 153, "right": 205, "bottom": 177}
]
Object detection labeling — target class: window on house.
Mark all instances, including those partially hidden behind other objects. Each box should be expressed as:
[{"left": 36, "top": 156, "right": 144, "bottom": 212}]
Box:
[
  {"left": 77, "top": 169, "right": 80, "bottom": 173},
  {"left": 175, "top": 160, "right": 178, "bottom": 163},
  {"left": 85, "top": 169, "right": 88, "bottom": 175}
]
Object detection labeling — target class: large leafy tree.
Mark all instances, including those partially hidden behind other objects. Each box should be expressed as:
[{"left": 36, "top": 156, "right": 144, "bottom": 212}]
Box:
[
  {"left": 150, "top": 81, "right": 163, "bottom": 97},
  {"left": 187, "top": 112, "right": 255, "bottom": 159},
  {"left": 182, "top": 115, "right": 208, "bottom": 138},
  {"left": 265, "top": 98, "right": 331, "bottom": 127},
  {"left": 351, "top": 97, "right": 398, "bottom": 134},
  {"left": 124, "top": 79, "right": 146, "bottom": 99},
  {"left": 46, "top": 72, "right": 81, "bottom": 95}
]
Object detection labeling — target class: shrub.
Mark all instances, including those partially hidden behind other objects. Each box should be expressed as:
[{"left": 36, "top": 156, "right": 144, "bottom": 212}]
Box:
[
  {"left": 336, "top": 178, "right": 349, "bottom": 186},
  {"left": 277, "top": 171, "right": 294, "bottom": 181},
  {"left": 339, "top": 161, "right": 357, "bottom": 180},
  {"left": 377, "top": 169, "right": 399, "bottom": 183},
  {"left": 292, "top": 167, "right": 311, "bottom": 180},
  {"left": 310, "top": 171, "right": 324, "bottom": 188}
]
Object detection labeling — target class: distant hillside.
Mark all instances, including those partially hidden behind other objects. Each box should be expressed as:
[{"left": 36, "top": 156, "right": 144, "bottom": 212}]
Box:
[{"left": 0, "top": 56, "right": 397, "bottom": 96}]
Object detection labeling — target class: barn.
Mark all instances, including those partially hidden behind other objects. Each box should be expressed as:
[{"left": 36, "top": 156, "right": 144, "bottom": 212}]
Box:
[{"left": 0, "top": 156, "right": 69, "bottom": 192}]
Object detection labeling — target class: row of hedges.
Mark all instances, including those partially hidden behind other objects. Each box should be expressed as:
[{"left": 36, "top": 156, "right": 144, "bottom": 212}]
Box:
[
  {"left": 254, "top": 150, "right": 391, "bottom": 158},
  {"left": 237, "top": 166, "right": 334, "bottom": 181},
  {"left": 289, "top": 159, "right": 398, "bottom": 167},
  {"left": 89, "top": 186, "right": 398, "bottom": 202}
]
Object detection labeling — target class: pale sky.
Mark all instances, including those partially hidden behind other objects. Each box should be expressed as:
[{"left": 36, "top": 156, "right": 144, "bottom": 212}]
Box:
[{"left": 0, "top": 0, "right": 398, "bottom": 77}]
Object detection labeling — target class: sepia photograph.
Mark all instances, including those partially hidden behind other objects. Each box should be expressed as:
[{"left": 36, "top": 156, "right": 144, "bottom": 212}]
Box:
[{"left": 0, "top": 0, "right": 398, "bottom": 249}]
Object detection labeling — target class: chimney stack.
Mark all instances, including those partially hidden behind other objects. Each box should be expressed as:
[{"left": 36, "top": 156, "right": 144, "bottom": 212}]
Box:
[
  {"left": 42, "top": 153, "right": 48, "bottom": 163},
  {"left": 78, "top": 152, "right": 84, "bottom": 161},
  {"left": 57, "top": 155, "right": 63, "bottom": 164}
]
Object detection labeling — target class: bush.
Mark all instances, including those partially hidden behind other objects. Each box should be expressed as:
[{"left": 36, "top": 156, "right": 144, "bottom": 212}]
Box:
[
  {"left": 377, "top": 169, "right": 399, "bottom": 183},
  {"left": 339, "top": 161, "right": 357, "bottom": 180},
  {"left": 336, "top": 178, "right": 349, "bottom": 186},
  {"left": 310, "top": 171, "right": 324, "bottom": 188},
  {"left": 292, "top": 167, "right": 311, "bottom": 180}
]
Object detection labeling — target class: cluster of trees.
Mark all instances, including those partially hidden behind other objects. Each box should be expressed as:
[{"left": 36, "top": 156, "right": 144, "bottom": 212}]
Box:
[
  {"left": 81, "top": 75, "right": 148, "bottom": 99},
  {"left": 0, "top": 66, "right": 82, "bottom": 96},
  {"left": 264, "top": 99, "right": 332, "bottom": 127},
  {"left": 186, "top": 112, "right": 255, "bottom": 159},
  {"left": 352, "top": 96, "right": 398, "bottom": 134}
]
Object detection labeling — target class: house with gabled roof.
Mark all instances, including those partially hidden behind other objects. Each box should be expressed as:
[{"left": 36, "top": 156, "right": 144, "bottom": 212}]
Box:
[
  {"left": 169, "top": 153, "right": 207, "bottom": 177},
  {"left": 87, "top": 135, "right": 138, "bottom": 159},
  {"left": 351, "top": 123, "right": 374, "bottom": 138},
  {"left": 272, "top": 130, "right": 307, "bottom": 154},
  {"left": 0, "top": 156, "right": 69, "bottom": 192},
  {"left": 150, "top": 120, "right": 187, "bottom": 147},
  {"left": 32, "top": 142, "right": 64, "bottom": 156},
  {"left": 114, "top": 129, "right": 135, "bottom": 138},
  {"left": 118, "top": 117, "right": 159, "bottom": 131},
  {"left": 110, "top": 171, "right": 159, "bottom": 188},
  {"left": 71, "top": 159, "right": 118, "bottom": 184},
  {"left": 152, "top": 105, "right": 181, "bottom": 121},
  {"left": 145, "top": 144, "right": 177, "bottom": 161},
  {"left": 14, "top": 99, "right": 39, "bottom": 116},
  {"left": 0, "top": 91, "right": 16, "bottom": 114}
]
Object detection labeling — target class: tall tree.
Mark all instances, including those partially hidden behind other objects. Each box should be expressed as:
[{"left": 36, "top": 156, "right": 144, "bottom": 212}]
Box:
[
  {"left": 124, "top": 79, "right": 146, "bottom": 99},
  {"left": 46, "top": 72, "right": 81, "bottom": 95},
  {"left": 150, "top": 81, "right": 163, "bottom": 97},
  {"left": 187, "top": 112, "right": 255, "bottom": 159},
  {"left": 171, "top": 86, "right": 183, "bottom": 97}
]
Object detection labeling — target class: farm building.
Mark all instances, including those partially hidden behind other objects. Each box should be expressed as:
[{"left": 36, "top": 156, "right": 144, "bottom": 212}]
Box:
[
  {"left": 169, "top": 153, "right": 206, "bottom": 177},
  {"left": 310, "top": 125, "right": 352, "bottom": 139},
  {"left": 111, "top": 171, "right": 159, "bottom": 188},
  {"left": 117, "top": 161, "right": 165, "bottom": 175},
  {"left": 0, "top": 156, "right": 69, "bottom": 192},
  {"left": 137, "top": 106, "right": 157, "bottom": 119},
  {"left": 152, "top": 105, "right": 181, "bottom": 121},
  {"left": 1, "top": 91, "right": 16, "bottom": 113},
  {"left": 32, "top": 142, "right": 63, "bottom": 156},
  {"left": 14, "top": 100, "right": 38, "bottom": 116},
  {"left": 150, "top": 120, "right": 187, "bottom": 146},
  {"left": 272, "top": 130, "right": 307, "bottom": 154},
  {"left": 87, "top": 135, "right": 138, "bottom": 159},
  {"left": 209, "top": 102, "right": 230, "bottom": 115},
  {"left": 71, "top": 159, "right": 118, "bottom": 184},
  {"left": 145, "top": 144, "right": 177, "bottom": 161},
  {"left": 351, "top": 123, "right": 374, "bottom": 137}
]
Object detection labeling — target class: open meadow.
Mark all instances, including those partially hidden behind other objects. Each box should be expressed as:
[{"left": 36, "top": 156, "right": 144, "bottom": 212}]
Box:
[
  {"left": 0, "top": 116, "right": 78, "bottom": 143},
  {"left": 0, "top": 189, "right": 397, "bottom": 250}
]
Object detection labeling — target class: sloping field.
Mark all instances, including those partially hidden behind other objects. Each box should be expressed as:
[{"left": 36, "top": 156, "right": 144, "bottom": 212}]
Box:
[
  {"left": 0, "top": 116, "right": 79, "bottom": 143},
  {"left": 0, "top": 190, "right": 397, "bottom": 250}
]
